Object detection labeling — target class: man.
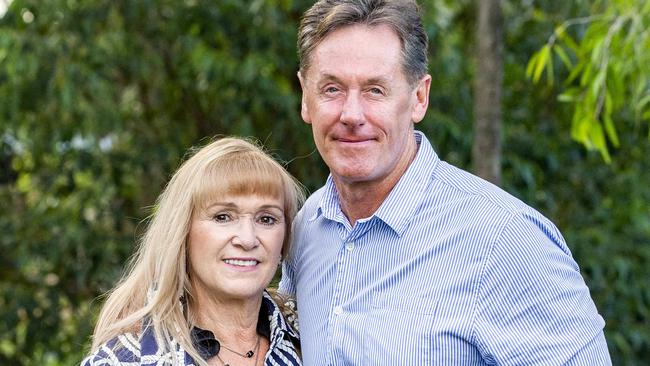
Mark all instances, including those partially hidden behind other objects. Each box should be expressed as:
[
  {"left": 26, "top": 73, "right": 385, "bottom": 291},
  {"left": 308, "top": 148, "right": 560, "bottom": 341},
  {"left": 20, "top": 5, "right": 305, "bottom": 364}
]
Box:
[{"left": 280, "top": 0, "right": 611, "bottom": 364}]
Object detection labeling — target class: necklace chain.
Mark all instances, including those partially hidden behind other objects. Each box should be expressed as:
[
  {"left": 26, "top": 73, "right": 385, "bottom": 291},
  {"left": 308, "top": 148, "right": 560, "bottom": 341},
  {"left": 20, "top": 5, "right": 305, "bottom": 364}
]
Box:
[{"left": 216, "top": 335, "right": 261, "bottom": 366}]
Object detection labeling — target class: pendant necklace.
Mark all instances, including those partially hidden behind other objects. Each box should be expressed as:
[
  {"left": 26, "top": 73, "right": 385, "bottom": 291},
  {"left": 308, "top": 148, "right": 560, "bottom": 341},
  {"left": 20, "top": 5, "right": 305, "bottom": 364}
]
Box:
[{"left": 216, "top": 334, "right": 261, "bottom": 366}]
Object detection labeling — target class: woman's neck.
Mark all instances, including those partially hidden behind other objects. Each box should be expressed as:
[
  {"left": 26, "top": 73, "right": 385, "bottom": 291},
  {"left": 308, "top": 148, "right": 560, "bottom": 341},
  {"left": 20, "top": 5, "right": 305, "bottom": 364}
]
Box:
[{"left": 190, "top": 292, "right": 263, "bottom": 345}]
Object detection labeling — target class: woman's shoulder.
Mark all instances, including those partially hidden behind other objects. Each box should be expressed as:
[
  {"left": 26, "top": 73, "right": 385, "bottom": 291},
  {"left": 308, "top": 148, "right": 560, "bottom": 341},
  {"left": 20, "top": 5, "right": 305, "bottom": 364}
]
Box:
[
  {"left": 264, "top": 290, "right": 299, "bottom": 336},
  {"left": 263, "top": 290, "right": 302, "bottom": 364},
  {"left": 80, "top": 333, "right": 142, "bottom": 366}
]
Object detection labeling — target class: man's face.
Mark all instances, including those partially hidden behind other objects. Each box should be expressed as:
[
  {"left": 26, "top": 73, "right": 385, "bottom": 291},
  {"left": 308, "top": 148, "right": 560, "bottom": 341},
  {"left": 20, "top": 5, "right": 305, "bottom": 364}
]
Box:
[{"left": 299, "top": 24, "right": 430, "bottom": 188}]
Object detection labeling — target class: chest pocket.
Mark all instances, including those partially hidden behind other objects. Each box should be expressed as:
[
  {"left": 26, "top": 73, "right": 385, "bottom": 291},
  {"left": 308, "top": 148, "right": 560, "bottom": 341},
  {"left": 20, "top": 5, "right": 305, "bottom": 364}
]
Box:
[{"left": 364, "top": 291, "right": 438, "bottom": 364}]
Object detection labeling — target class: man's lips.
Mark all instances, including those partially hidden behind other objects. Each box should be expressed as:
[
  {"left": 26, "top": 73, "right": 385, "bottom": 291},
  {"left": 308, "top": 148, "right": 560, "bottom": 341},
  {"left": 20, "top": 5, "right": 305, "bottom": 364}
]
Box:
[{"left": 335, "top": 137, "right": 376, "bottom": 143}]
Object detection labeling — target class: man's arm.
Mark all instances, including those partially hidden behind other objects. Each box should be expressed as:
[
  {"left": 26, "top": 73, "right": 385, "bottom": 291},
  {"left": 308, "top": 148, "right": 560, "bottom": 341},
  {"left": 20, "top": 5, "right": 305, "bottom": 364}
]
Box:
[
  {"left": 565, "top": 332, "right": 612, "bottom": 365},
  {"left": 473, "top": 211, "right": 611, "bottom": 365}
]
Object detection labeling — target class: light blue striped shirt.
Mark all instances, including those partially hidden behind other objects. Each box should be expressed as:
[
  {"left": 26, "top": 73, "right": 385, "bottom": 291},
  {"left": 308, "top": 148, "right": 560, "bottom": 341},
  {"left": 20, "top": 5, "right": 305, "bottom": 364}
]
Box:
[{"left": 280, "top": 131, "right": 610, "bottom": 365}]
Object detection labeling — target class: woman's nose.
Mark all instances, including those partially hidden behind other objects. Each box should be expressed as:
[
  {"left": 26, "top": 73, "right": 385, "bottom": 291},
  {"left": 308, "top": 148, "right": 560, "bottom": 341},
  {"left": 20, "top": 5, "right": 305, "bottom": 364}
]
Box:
[{"left": 231, "top": 217, "right": 259, "bottom": 249}]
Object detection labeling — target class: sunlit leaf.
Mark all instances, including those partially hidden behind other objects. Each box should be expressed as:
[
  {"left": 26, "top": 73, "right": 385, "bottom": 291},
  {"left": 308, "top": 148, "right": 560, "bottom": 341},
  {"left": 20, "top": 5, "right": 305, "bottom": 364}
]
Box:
[
  {"left": 553, "top": 44, "right": 573, "bottom": 69},
  {"left": 533, "top": 44, "right": 551, "bottom": 83},
  {"left": 603, "top": 114, "right": 620, "bottom": 148}
]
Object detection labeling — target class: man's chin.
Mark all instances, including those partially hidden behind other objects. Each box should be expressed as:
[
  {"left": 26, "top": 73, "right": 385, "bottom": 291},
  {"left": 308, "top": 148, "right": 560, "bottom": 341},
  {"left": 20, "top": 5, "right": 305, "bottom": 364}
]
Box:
[{"left": 331, "top": 168, "right": 376, "bottom": 185}]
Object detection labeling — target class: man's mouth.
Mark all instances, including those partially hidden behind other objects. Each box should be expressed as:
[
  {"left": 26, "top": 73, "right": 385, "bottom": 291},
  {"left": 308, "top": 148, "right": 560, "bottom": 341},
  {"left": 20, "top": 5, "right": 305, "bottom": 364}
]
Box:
[{"left": 337, "top": 137, "right": 375, "bottom": 143}]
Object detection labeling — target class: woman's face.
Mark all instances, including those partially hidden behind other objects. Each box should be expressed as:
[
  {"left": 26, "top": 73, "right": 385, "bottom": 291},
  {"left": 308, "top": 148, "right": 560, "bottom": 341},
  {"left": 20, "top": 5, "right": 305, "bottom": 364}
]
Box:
[{"left": 187, "top": 194, "right": 286, "bottom": 303}]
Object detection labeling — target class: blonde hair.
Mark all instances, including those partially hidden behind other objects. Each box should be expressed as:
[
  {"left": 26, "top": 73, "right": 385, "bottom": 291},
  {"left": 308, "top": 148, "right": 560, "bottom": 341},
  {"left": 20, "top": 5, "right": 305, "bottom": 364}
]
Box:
[{"left": 88, "top": 137, "right": 304, "bottom": 365}]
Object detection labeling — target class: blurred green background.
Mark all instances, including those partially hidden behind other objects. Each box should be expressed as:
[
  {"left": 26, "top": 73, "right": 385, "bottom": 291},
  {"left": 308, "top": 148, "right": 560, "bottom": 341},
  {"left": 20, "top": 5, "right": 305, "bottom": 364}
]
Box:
[{"left": 1, "top": 0, "right": 648, "bottom": 364}]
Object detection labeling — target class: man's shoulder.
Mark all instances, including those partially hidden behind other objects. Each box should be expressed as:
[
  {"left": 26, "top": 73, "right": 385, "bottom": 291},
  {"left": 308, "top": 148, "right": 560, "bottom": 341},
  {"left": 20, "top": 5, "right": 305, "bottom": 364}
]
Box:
[
  {"left": 430, "top": 161, "right": 564, "bottom": 244},
  {"left": 299, "top": 185, "right": 327, "bottom": 216},
  {"left": 289, "top": 185, "right": 327, "bottom": 250},
  {"left": 432, "top": 160, "right": 531, "bottom": 215}
]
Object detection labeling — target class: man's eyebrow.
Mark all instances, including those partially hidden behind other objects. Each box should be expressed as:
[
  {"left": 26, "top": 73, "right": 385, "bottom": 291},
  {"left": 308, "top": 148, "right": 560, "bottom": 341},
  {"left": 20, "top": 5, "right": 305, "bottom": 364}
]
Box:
[
  {"left": 315, "top": 73, "right": 392, "bottom": 86},
  {"left": 315, "top": 73, "right": 342, "bottom": 85},
  {"left": 366, "top": 76, "right": 391, "bottom": 85}
]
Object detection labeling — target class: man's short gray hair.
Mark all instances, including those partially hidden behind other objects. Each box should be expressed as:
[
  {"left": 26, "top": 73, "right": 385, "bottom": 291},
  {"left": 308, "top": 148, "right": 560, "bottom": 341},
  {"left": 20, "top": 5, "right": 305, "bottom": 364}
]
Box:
[{"left": 298, "top": 0, "right": 428, "bottom": 86}]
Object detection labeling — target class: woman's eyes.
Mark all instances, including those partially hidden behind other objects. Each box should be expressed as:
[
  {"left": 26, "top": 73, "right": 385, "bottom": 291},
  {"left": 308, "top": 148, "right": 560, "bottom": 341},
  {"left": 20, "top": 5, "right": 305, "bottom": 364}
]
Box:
[
  {"left": 212, "top": 213, "right": 232, "bottom": 223},
  {"left": 258, "top": 215, "right": 279, "bottom": 226},
  {"left": 212, "top": 212, "right": 281, "bottom": 226}
]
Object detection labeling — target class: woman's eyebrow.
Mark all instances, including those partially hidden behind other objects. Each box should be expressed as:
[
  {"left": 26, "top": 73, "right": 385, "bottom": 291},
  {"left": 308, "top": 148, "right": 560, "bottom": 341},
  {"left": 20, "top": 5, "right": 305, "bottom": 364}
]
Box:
[{"left": 204, "top": 202, "right": 284, "bottom": 212}]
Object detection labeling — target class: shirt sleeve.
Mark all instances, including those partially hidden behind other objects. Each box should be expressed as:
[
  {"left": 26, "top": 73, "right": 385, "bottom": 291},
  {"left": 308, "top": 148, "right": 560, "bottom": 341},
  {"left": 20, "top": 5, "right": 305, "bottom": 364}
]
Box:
[
  {"left": 473, "top": 211, "right": 610, "bottom": 365},
  {"left": 565, "top": 332, "right": 612, "bottom": 365}
]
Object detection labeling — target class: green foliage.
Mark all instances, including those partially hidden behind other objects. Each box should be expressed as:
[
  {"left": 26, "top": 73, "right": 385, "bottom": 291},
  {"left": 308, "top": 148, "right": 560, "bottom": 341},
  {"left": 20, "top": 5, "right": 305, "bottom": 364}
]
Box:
[
  {"left": 0, "top": 0, "right": 318, "bottom": 364},
  {"left": 505, "top": 3, "right": 650, "bottom": 362},
  {"left": 526, "top": 0, "right": 650, "bottom": 162},
  {"left": 0, "top": 0, "right": 648, "bottom": 365}
]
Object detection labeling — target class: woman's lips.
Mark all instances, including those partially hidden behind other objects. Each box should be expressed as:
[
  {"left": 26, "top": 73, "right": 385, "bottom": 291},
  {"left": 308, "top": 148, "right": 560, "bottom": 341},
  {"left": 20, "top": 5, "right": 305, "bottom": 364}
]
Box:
[{"left": 223, "top": 258, "right": 260, "bottom": 270}]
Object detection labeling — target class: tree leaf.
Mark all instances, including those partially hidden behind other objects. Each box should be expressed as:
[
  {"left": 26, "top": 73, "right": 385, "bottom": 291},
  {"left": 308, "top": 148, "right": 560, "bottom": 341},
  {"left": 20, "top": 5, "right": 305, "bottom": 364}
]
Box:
[
  {"left": 526, "top": 49, "right": 540, "bottom": 80},
  {"left": 553, "top": 44, "right": 573, "bottom": 69},
  {"left": 533, "top": 44, "right": 551, "bottom": 83},
  {"left": 603, "top": 114, "right": 620, "bottom": 147}
]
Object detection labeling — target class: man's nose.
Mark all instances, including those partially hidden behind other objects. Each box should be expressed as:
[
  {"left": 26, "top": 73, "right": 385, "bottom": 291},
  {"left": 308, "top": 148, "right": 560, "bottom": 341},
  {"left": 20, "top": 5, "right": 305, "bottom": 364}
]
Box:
[
  {"left": 231, "top": 217, "right": 259, "bottom": 250},
  {"left": 340, "top": 92, "right": 365, "bottom": 127}
]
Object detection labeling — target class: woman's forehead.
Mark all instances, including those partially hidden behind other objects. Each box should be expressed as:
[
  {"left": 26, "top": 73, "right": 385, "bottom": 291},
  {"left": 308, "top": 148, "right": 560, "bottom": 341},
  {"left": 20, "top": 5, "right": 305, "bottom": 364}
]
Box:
[{"left": 197, "top": 191, "right": 285, "bottom": 210}]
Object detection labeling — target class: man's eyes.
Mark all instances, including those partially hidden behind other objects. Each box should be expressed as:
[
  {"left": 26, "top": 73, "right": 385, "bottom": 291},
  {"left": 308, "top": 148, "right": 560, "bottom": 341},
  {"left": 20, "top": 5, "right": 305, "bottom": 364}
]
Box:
[
  {"left": 322, "top": 86, "right": 385, "bottom": 95},
  {"left": 324, "top": 86, "right": 340, "bottom": 93}
]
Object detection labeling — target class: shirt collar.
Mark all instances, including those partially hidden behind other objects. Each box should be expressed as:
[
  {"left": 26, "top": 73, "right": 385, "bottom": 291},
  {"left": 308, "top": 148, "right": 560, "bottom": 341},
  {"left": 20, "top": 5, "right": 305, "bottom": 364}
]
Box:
[
  {"left": 374, "top": 131, "right": 439, "bottom": 235},
  {"left": 315, "top": 131, "right": 439, "bottom": 236},
  {"left": 313, "top": 175, "right": 346, "bottom": 223}
]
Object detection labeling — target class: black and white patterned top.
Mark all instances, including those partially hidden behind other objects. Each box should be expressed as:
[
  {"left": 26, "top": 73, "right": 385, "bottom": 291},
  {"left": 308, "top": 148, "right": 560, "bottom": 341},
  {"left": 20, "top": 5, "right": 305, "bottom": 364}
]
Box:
[{"left": 81, "top": 291, "right": 301, "bottom": 366}]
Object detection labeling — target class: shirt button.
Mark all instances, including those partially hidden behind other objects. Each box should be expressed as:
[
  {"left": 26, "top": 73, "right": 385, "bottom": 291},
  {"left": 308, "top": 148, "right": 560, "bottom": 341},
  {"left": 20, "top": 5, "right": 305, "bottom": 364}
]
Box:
[
  {"left": 333, "top": 306, "right": 343, "bottom": 315},
  {"left": 345, "top": 242, "right": 355, "bottom": 251}
]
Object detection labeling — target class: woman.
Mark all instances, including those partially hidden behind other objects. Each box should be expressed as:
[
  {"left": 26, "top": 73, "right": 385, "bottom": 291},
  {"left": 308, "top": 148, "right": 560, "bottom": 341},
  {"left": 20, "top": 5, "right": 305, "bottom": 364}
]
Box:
[{"left": 82, "top": 137, "right": 304, "bottom": 366}]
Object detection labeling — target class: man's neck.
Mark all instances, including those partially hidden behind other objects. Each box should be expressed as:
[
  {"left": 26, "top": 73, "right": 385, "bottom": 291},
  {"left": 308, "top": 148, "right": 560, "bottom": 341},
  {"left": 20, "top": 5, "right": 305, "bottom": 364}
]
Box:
[
  {"left": 335, "top": 181, "right": 388, "bottom": 226},
  {"left": 333, "top": 138, "right": 418, "bottom": 226}
]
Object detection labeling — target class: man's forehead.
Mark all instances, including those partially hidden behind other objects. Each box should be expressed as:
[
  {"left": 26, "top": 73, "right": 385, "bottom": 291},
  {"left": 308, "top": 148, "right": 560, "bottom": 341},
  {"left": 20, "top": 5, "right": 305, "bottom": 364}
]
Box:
[
  {"left": 313, "top": 24, "right": 401, "bottom": 56},
  {"left": 304, "top": 24, "right": 403, "bottom": 82}
]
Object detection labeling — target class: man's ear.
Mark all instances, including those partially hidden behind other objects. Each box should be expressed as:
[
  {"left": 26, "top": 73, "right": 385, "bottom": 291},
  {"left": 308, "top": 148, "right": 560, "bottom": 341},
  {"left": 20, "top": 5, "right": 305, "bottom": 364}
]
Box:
[
  {"left": 412, "top": 74, "right": 431, "bottom": 124},
  {"left": 297, "top": 71, "right": 311, "bottom": 124}
]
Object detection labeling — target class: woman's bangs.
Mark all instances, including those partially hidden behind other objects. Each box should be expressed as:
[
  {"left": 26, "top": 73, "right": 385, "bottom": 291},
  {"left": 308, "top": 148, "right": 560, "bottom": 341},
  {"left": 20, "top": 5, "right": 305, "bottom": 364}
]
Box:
[{"left": 194, "top": 155, "right": 285, "bottom": 211}]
